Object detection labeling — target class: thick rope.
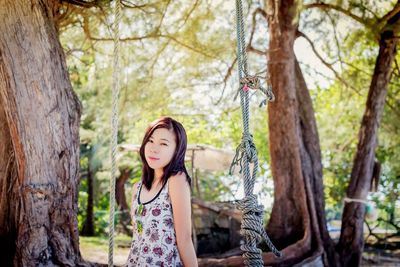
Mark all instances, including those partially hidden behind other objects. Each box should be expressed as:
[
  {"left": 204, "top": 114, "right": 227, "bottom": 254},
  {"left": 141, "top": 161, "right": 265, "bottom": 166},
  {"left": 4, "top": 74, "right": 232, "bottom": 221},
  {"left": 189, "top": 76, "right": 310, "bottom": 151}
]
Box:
[
  {"left": 234, "top": 75, "right": 275, "bottom": 107},
  {"left": 230, "top": 0, "right": 282, "bottom": 265},
  {"left": 109, "top": 0, "right": 121, "bottom": 266}
]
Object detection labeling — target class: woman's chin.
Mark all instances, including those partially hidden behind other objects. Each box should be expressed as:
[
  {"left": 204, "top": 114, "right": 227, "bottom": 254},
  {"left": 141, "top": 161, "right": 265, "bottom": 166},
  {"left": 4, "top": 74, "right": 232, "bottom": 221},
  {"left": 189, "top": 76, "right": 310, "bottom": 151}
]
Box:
[{"left": 148, "top": 162, "right": 161, "bottom": 170}]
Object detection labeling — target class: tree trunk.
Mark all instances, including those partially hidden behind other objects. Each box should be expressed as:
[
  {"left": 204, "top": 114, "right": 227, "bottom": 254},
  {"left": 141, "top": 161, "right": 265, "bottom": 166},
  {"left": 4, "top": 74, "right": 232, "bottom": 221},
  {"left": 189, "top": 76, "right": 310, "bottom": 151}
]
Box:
[
  {"left": 116, "top": 169, "right": 130, "bottom": 211},
  {"left": 265, "top": 0, "right": 316, "bottom": 265},
  {"left": 337, "top": 15, "right": 399, "bottom": 266},
  {"left": 294, "top": 58, "right": 338, "bottom": 266},
  {"left": 199, "top": 1, "right": 332, "bottom": 266},
  {"left": 0, "top": 1, "right": 86, "bottom": 266},
  {"left": 266, "top": 0, "right": 306, "bottom": 245},
  {"left": 81, "top": 164, "right": 94, "bottom": 236},
  {"left": 0, "top": 88, "right": 16, "bottom": 266},
  {"left": 116, "top": 168, "right": 132, "bottom": 236}
]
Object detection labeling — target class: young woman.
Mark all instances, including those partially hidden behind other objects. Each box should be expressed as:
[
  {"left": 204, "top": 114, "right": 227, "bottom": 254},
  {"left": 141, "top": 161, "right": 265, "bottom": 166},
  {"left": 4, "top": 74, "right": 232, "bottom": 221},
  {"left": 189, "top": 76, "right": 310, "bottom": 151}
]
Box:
[{"left": 126, "top": 117, "right": 198, "bottom": 267}]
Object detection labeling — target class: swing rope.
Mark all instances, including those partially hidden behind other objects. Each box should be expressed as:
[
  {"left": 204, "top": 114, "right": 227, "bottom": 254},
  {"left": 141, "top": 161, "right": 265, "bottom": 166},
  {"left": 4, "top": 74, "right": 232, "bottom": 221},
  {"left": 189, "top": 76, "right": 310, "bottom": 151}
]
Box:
[
  {"left": 230, "top": 0, "right": 282, "bottom": 265},
  {"left": 109, "top": 0, "right": 121, "bottom": 266}
]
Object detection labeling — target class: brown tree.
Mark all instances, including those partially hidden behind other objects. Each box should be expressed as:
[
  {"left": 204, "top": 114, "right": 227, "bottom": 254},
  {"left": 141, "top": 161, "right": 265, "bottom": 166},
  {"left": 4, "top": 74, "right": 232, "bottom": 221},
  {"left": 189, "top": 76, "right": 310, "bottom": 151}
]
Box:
[
  {"left": 0, "top": 0, "right": 94, "bottom": 265},
  {"left": 265, "top": 1, "right": 330, "bottom": 265},
  {"left": 116, "top": 168, "right": 133, "bottom": 236},
  {"left": 199, "top": 1, "right": 399, "bottom": 266},
  {"left": 266, "top": 1, "right": 400, "bottom": 266},
  {"left": 336, "top": 6, "right": 400, "bottom": 266},
  {"left": 199, "top": 1, "right": 332, "bottom": 265},
  {"left": 81, "top": 153, "right": 95, "bottom": 237}
]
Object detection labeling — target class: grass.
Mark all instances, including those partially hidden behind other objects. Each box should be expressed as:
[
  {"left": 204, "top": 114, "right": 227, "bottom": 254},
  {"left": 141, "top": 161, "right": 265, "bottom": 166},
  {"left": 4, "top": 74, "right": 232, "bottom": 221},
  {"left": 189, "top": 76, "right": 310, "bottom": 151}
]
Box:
[{"left": 80, "top": 234, "right": 131, "bottom": 266}]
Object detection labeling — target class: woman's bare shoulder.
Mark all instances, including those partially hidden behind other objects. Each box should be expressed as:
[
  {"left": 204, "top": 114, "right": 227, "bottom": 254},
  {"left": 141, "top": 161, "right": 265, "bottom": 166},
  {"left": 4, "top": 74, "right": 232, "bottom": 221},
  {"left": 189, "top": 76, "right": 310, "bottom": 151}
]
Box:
[{"left": 169, "top": 172, "right": 188, "bottom": 186}]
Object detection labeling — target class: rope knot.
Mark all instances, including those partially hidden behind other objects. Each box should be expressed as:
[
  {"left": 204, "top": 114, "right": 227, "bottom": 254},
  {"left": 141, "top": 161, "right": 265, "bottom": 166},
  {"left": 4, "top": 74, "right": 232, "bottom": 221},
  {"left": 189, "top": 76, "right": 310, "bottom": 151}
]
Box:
[
  {"left": 229, "top": 133, "right": 257, "bottom": 175},
  {"left": 237, "top": 194, "right": 264, "bottom": 238},
  {"left": 234, "top": 75, "right": 275, "bottom": 107},
  {"left": 236, "top": 194, "right": 264, "bottom": 265},
  {"left": 242, "top": 133, "right": 257, "bottom": 163},
  {"left": 241, "top": 76, "right": 261, "bottom": 91},
  {"left": 237, "top": 194, "right": 283, "bottom": 259}
]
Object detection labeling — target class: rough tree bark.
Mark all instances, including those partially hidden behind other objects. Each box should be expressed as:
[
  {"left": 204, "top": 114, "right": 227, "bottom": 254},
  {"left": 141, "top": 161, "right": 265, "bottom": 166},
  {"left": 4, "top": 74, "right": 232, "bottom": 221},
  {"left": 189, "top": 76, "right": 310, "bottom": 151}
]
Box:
[
  {"left": 337, "top": 10, "right": 400, "bottom": 266},
  {"left": 266, "top": 0, "right": 318, "bottom": 265},
  {"left": 0, "top": 88, "right": 16, "bottom": 267},
  {"left": 0, "top": 1, "right": 87, "bottom": 266},
  {"left": 294, "top": 58, "right": 337, "bottom": 266}
]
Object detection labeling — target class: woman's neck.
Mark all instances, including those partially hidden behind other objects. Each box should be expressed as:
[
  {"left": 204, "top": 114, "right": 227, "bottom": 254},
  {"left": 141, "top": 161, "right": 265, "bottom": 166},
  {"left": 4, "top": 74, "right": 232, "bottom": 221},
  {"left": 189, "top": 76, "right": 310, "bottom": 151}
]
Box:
[{"left": 153, "top": 169, "right": 163, "bottom": 185}]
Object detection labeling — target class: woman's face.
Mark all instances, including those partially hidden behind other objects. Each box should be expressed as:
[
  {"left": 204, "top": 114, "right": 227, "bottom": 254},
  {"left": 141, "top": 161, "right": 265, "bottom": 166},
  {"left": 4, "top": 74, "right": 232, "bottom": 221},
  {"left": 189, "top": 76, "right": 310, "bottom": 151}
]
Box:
[{"left": 144, "top": 128, "right": 177, "bottom": 172}]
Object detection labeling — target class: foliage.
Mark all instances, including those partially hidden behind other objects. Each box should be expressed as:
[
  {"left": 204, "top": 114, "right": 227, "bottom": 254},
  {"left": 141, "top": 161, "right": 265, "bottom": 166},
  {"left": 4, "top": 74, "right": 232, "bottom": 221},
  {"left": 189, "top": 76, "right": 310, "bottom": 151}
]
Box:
[
  {"left": 59, "top": 0, "right": 399, "bottom": 237},
  {"left": 300, "top": 0, "right": 400, "bottom": 224}
]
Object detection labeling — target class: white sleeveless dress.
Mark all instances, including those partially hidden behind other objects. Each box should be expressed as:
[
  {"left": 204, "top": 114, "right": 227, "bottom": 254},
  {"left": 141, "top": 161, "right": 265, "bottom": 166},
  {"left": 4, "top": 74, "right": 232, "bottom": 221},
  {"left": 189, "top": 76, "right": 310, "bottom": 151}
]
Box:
[{"left": 126, "top": 180, "right": 183, "bottom": 267}]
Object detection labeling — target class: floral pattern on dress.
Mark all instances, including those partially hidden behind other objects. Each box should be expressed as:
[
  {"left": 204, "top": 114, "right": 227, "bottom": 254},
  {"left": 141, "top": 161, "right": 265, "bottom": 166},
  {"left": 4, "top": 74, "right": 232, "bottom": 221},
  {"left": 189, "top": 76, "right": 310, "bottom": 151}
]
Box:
[{"left": 126, "top": 181, "right": 183, "bottom": 267}]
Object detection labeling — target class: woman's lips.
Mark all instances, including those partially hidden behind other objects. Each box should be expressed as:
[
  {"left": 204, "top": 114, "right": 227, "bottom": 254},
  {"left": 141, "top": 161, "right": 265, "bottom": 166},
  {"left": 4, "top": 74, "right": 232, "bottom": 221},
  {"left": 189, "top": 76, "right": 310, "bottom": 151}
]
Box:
[{"left": 148, "top": 156, "right": 160, "bottom": 161}]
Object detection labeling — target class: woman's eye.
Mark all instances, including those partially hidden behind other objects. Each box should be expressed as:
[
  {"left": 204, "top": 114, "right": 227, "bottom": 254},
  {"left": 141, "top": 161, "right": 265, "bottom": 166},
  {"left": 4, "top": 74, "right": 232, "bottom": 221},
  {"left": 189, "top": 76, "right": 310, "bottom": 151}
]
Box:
[
  {"left": 148, "top": 139, "right": 154, "bottom": 143},
  {"left": 161, "top": 143, "right": 168, "bottom": 146}
]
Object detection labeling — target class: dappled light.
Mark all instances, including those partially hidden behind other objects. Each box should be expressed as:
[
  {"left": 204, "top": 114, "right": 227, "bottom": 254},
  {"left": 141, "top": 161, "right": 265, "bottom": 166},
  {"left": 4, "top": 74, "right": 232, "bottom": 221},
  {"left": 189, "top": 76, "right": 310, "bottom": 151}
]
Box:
[{"left": 0, "top": 0, "right": 399, "bottom": 266}]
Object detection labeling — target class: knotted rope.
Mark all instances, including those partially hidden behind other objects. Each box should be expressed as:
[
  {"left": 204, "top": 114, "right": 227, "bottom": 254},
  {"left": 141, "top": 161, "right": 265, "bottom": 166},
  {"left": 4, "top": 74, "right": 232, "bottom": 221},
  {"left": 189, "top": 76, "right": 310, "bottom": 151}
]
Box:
[
  {"left": 230, "top": 0, "right": 282, "bottom": 265},
  {"left": 234, "top": 75, "right": 275, "bottom": 107},
  {"left": 109, "top": 0, "right": 121, "bottom": 266}
]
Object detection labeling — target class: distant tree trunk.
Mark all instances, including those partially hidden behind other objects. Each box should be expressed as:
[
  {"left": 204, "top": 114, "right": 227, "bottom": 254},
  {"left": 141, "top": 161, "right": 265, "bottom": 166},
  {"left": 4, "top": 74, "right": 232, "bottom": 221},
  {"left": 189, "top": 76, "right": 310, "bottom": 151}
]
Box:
[
  {"left": 0, "top": 1, "right": 86, "bottom": 266},
  {"left": 266, "top": 0, "right": 306, "bottom": 245},
  {"left": 116, "top": 168, "right": 130, "bottom": 211},
  {"left": 116, "top": 168, "right": 132, "bottom": 236},
  {"left": 294, "top": 58, "right": 338, "bottom": 266},
  {"left": 81, "top": 165, "right": 94, "bottom": 236},
  {"left": 265, "top": 0, "right": 317, "bottom": 265},
  {"left": 337, "top": 15, "right": 399, "bottom": 266}
]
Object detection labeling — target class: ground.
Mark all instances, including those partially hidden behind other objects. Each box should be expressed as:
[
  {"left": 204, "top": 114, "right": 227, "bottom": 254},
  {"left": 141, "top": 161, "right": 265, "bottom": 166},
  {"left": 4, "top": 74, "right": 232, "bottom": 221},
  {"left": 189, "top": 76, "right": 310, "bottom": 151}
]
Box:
[
  {"left": 80, "top": 235, "right": 400, "bottom": 266},
  {"left": 80, "top": 235, "right": 131, "bottom": 266}
]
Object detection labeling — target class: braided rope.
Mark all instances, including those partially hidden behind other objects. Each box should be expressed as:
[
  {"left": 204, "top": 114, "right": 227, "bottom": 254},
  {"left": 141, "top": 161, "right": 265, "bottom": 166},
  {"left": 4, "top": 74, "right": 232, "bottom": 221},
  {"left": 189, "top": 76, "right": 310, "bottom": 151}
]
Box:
[
  {"left": 108, "top": 1, "right": 121, "bottom": 266},
  {"left": 231, "top": 0, "right": 282, "bottom": 265},
  {"left": 234, "top": 75, "right": 275, "bottom": 107}
]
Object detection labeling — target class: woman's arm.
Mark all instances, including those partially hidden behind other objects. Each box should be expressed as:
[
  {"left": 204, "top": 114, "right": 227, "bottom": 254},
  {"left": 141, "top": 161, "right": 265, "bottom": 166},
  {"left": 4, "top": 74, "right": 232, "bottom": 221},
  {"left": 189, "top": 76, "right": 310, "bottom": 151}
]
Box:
[{"left": 169, "top": 173, "right": 198, "bottom": 267}]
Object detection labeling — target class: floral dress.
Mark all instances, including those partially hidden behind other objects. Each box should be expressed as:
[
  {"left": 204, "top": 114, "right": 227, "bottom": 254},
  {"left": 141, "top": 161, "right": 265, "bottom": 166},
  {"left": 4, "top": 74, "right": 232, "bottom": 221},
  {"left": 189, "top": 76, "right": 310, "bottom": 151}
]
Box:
[{"left": 127, "top": 180, "right": 183, "bottom": 267}]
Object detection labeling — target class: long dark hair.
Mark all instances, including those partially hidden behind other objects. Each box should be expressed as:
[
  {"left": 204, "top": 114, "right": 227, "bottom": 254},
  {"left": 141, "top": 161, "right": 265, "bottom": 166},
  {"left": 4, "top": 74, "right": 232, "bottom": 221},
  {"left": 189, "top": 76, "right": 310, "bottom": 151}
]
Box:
[{"left": 139, "top": 117, "right": 191, "bottom": 190}]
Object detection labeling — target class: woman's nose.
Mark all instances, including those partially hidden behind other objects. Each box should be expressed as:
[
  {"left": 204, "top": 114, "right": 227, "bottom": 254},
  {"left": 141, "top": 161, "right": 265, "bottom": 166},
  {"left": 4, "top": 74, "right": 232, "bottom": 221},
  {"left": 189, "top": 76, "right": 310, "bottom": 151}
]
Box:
[{"left": 150, "top": 144, "right": 159, "bottom": 153}]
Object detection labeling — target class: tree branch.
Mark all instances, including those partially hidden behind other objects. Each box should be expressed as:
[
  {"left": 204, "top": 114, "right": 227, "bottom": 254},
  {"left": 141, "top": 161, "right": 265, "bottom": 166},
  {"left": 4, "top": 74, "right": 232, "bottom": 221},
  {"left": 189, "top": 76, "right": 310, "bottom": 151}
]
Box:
[
  {"left": 297, "top": 30, "right": 362, "bottom": 95},
  {"left": 179, "top": 0, "right": 200, "bottom": 28},
  {"left": 214, "top": 7, "right": 268, "bottom": 106},
  {"left": 214, "top": 57, "right": 237, "bottom": 105},
  {"left": 247, "top": 45, "right": 267, "bottom": 56},
  {"left": 379, "top": 2, "right": 400, "bottom": 24},
  {"left": 82, "top": 18, "right": 216, "bottom": 59},
  {"left": 56, "top": 4, "right": 79, "bottom": 30},
  {"left": 120, "top": 1, "right": 146, "bottom": 9},
  {"left": 303, "top": 2, "right": 372, "bottom": 28},
  {"left": 158, "top": 34, "right": 215, "bottom": 58},
  {"left": 156, "top": 0, "right": 171, "bottom": 31},
  {"left": 248, "top": 8, "right": 268, "bottom": 54},
  {"left": 62, "top": 0, "right": 99, "bottom": 8},
  {"left": 325, "top": 10, "right": 344, "bottom": 72}
]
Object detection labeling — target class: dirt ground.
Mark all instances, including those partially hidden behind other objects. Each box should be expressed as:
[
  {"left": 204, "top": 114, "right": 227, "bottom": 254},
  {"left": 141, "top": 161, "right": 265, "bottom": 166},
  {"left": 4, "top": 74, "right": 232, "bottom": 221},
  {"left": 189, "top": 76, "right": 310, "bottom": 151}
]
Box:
[{"left": 80, "top": 245, "right": 400, "bottom": 267}]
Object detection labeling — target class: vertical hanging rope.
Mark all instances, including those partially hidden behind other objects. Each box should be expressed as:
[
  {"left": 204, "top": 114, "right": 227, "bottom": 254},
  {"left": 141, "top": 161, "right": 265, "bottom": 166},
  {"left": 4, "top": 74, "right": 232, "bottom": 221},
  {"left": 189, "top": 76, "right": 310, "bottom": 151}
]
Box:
[
  {"left": 230, "top": 0, "right": 282, "bottom": 265},
  {"left": 109, "top": 0, "right": 121, "bottom": 266}
]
